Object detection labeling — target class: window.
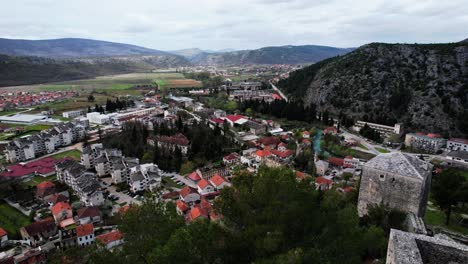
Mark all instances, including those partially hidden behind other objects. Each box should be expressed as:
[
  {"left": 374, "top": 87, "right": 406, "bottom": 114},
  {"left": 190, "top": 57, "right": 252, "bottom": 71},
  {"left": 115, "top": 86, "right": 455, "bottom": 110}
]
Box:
[
  {"left": 79, "top": 237, "right": 82, "bottom": 241},
  {"left": 379, "top": 174, "right": 385, "bottom": 181}
]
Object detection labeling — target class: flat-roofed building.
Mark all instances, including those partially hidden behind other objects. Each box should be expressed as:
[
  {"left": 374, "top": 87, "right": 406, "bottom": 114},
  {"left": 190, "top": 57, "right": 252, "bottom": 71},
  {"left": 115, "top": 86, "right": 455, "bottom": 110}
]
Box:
[{"left": 354, "top": 121, "right": 403, "bottom": 136}]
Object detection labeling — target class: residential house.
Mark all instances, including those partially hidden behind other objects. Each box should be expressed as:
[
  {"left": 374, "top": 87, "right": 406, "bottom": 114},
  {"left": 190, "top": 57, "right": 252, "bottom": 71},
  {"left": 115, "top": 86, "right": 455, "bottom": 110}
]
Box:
[
  {"left": 52, "top": 202, "right": 72, "bottom": 223},
  {"left": 186, "top": 207, "right": 208, "bottom": 223},
  {"left": 255, "top": 149, "right": 272, "bottom": 162},
  {"left": 209, "top": 174, "right": 230, "bottom": 190},
  {"left": 76, "top": 207, "right": 102, "bottom": 225},
  {"left": 179, "top": 186, "right": 200, "bottom": 204},
  {"left": 344, "top": 156, "right": 361, "bottom": 169},
  {"left": 76, "top": 223, "right": 95, "bottom": 247},
  {"left": 149, "top": 133, "right": 190, "bottom": 155},
  {"left": 302, "top": 131, "right": 310, "bottom": 138},
  {"left": 20, "top": 217, "right": 57, "bottom": 247},
  {"left": 324, "top": 127, "right": 338, "bottom": 135},
  {"left": 315, "top": 177, "right": 333, "bottom": 191},
  {"left": 315, "top": 160, "right": 329, "bottom": 175},
  {"left": 96, "top": 230, "right": 123, "bottom": 250},
  {"left": 223, "top": 153, "right": 240, "bottom": 165},
  {"left": 36, "top": 181, "right": 56, "bottom": 200},
  {"left": 258, "top": 136, "right": 281, "bottom": 149},
  {"left": 197, "top": 179, "right": 215, "bottom": 195},
  {"left": 328, "top": 157, "right": 344, "bottom": 168},
  {"left": 187, "top": 171, "right": 202, "bottom": 183},
  {"left": 176, "top": 200, "right": 189, "bottom": 215}
]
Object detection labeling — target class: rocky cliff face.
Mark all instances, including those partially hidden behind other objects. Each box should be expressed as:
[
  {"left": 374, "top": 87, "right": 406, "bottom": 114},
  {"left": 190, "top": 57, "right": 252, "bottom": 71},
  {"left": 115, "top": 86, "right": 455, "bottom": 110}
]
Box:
[{"left": 280, "top": 42, "right": 468, "bottom": 137}]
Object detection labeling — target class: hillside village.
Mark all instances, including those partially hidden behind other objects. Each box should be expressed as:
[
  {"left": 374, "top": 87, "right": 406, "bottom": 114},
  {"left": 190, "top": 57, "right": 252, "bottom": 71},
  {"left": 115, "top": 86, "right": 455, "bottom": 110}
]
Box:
[{"left": 0, "top": 74, "right": 466, "bottom": 263}]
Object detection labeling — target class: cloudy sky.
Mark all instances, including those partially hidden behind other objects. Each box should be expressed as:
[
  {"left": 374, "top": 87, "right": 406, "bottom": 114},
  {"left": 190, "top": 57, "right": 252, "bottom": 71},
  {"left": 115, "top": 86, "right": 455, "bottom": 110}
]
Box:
[{"left": 2, "top": 0, "right": 467, "bottom": 50}]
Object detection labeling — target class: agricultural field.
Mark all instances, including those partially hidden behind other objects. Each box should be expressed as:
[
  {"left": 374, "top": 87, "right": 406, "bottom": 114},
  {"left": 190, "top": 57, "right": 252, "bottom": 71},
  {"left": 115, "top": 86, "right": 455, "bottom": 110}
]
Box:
[
  {"left": 3, "top": 72, "right": 201, "bottom": 114},
  {"left": 0, "top": 201, "right": 31, "bottom": 238}
]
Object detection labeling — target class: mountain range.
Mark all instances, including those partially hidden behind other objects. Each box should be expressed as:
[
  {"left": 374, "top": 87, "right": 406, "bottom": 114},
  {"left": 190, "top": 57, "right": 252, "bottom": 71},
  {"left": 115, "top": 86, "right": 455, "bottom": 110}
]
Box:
[
  {"left": 0, "top": 38, "right": 352, "bottom": 65},
  {"left": 279, "top": 41, "right": 468, "bottom": 137}
]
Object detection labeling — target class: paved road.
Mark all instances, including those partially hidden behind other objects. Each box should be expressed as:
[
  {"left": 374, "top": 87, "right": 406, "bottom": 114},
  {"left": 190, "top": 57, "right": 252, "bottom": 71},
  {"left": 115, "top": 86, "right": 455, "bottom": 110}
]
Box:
[{"left": 270, "top": 82, "right": 288, "bottom": 102}]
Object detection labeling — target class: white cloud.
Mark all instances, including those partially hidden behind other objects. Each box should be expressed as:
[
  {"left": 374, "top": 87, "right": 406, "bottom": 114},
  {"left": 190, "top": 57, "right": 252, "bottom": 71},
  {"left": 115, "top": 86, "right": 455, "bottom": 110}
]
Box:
[{"left": 2, "top": 0, "right": 467, "bottom": 50}]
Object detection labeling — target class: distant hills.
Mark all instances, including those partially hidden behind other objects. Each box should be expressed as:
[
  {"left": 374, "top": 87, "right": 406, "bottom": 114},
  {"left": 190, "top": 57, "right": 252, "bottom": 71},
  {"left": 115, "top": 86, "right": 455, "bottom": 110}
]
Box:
[
  {"left": 0, "top": 37, "right": 356, "bottom": 86},
  {"left": 279, "top": 42, "right": 468, "bottom": 137},
  {"left": 0, "top": 38, "right": 170, "bottom": 58},
  {"left": 0, "top": 54, "right": 190, "bottom": 87},
  {"left": 172, "top": 45, "right": 354, "bottom": 65}
]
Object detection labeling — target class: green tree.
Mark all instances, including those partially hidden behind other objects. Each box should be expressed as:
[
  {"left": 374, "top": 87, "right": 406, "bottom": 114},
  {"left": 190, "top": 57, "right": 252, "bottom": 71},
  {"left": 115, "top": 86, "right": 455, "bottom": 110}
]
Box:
[{"left": 432, "top": 169, "right": 466, "bottom": 225}]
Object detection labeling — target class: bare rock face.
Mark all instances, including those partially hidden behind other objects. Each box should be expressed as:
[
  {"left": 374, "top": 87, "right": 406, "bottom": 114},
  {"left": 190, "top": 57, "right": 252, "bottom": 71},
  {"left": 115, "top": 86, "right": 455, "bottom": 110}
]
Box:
[{"left": 280, "top": 42, "right": 468, "bottom": 137}]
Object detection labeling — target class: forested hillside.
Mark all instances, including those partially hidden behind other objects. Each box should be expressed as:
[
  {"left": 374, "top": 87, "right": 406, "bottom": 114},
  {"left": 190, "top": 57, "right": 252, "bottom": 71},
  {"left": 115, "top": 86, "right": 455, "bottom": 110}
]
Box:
[
  {"left": 0, "top": 54, "right": 189, "bottom": 87},
  {"left": 279, "top": 42, "right": 468, "bottom": 137}
]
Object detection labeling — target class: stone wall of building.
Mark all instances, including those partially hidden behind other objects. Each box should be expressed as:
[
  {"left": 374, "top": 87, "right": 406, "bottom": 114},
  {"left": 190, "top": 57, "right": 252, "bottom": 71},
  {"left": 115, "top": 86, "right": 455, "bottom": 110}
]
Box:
[{"left": 358, "top": 166, "right": 431, "bottom": 217}]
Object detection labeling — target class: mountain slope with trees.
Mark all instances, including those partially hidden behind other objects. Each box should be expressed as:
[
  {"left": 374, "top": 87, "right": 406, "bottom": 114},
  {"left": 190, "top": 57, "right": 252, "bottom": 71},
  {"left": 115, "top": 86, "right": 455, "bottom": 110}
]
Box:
[
  {"left": 0, "top": 53, "right": 190, "bottom": 87},
  {"left": 279, "top": 42, "right": 468, "bottom": 137},
  {"left": 0, "top": 38, "right": 169, "bottom": 58},
  {"left": 190, "top": 45, "right": 354, "bottom": 65}
]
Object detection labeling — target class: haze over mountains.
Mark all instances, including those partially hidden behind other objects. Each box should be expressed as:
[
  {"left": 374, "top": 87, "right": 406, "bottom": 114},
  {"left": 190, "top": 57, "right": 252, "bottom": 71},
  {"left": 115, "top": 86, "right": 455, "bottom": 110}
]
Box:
[{"left": 0, "top": 38, "right": 352, "bottom": 65}]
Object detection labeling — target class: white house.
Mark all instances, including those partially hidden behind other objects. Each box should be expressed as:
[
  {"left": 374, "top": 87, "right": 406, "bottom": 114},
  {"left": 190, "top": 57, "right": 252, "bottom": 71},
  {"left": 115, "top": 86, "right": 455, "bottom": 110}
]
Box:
[
  {"left": 197, "top": 179, "right": 215, "bottom": 195},
  {"left": 209, "top": 174, "right": 230, "bottom": 190},
  {"left": 76, "top": 223, "right": 95, "bottom": 247},
  {"left": 96, "top": 230, "right": 123, "bottom": 250},
  {"left": 179, "top": 186, "right": 201, "bottom": 204}
]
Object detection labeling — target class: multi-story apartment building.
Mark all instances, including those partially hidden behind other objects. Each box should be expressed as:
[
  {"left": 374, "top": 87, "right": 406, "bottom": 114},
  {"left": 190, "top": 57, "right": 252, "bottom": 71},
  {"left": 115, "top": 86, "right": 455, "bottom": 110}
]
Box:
[
  {"left": 447, "top": 138, "right": 468, "bottom": 152},
  {"left": 81, "top": 143, "right": 140, "bottom": 184},
  {"left": 404, "top": 133, "right": 447, "bottom": 154},
  {"left": 56, "top": 160, "right": 104, "bottom": 207},
  {"left": 129, "top": 163, "right": 162, "bottom": 193},
  {"left": 4, "top": 122, "right": 86, "bottom": 163}
]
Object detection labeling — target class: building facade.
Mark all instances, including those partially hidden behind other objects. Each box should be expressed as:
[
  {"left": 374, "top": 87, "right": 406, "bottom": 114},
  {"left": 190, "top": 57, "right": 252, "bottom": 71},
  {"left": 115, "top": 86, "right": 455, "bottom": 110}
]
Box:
[{"left": 358, "top": 152, "right": 432, "bottom": 217}]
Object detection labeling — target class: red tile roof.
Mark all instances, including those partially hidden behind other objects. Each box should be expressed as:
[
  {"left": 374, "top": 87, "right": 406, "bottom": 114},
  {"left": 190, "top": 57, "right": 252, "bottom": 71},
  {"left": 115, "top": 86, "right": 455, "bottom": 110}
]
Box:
[
  {"left": 225, "top": 115, "right": 245, "bottom": 122},
  {"left": 76, "top": 223, "right": 94, "bottom": 237},
  {"left": 0, "top": 227, "right": 7, "bottom": 237},
  {"left": 427, "top": 133, "right": 442, "bottom": 138},
  {"left": 271, "top": 149, "right": 294, "bottom": 158},
  {"left": 187, "top": 207, "right": 207, "bottom": 222},
  {"left": 37, "top": 181, "right": 55, "bottom": 189},
  {"left": 180, "top": 186, "right": 198, "bottom": 198},
  {"left": 324, "top": 127, "right": 337, "bottom": 134},
  {"left": 315, "top": 177, "right": 333, "bottom": 185},
  {"left": 52, "top": 202, "right": 71, "bottom": 216},
  {"left": 302, "top": 138, "right": 311, "bottom": 144},
  {"left": 22, "top": 217, "right": 55, "bottom": 236},
  {"left": 176, "top": 200, "right": 189, "bottom": 212},
  {"left": 255, "top": 149, "right": 272, "bottom": 158},
  {"left": 259, "top": 136, "right": 281, "bottom": 146},
  {"left": 272, "top": 93, "right": 282, "bottom": 100},
  {"left": 223, "top": 153, "right": 239, "bottom": 161},
  {"left": 0, "top": 157, "right": 70, "bottom": 178},
  {"left": 187, "top": 171, "right": 201, "bottom": 181},
  {"left": 328, "top": 157, "right": 344, "bottom": 167},
  {"left": 295, "top": 171, "right": 307, "bottom": 180},
  {"left": 197, "top": 179, "right": 211, "bottom": 190},
  {"left": 77, "top": 206, "right": 100, "bottom": 219},
  {"left": 210, "top": 174, "right": 227, "bottom": 187},
  {"left": 96, "top": 230, "right": 123, "bottom": 245},
  {"left": 303, "top": 131, "right": 310, "bottom": 135}
]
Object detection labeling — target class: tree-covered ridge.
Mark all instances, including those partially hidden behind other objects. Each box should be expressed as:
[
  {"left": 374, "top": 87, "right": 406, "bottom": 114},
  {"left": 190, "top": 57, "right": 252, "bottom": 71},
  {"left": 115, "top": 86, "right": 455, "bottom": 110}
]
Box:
[
  {"left": 0, "top": 53, "right": 190, "bottom": 87},
  {"left": 279, "top": 42, "right": 468, "bottom": 137},
  {"left": 52, "top": 167, "right": 388, "bottom": 264}
]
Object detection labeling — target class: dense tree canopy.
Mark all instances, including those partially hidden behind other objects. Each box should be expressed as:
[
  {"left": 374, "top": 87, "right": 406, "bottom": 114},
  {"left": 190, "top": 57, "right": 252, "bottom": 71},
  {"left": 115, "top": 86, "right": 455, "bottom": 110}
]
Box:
[{"left": 54, "top": 167, "right": 388, "bottom": 263}]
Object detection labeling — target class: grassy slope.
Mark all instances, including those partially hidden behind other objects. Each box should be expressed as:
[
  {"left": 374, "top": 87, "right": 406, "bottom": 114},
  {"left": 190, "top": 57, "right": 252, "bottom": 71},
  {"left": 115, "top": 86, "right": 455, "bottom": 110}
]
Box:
[{"left": 0, "top": 201, "right": 31, "bottom": 238}]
